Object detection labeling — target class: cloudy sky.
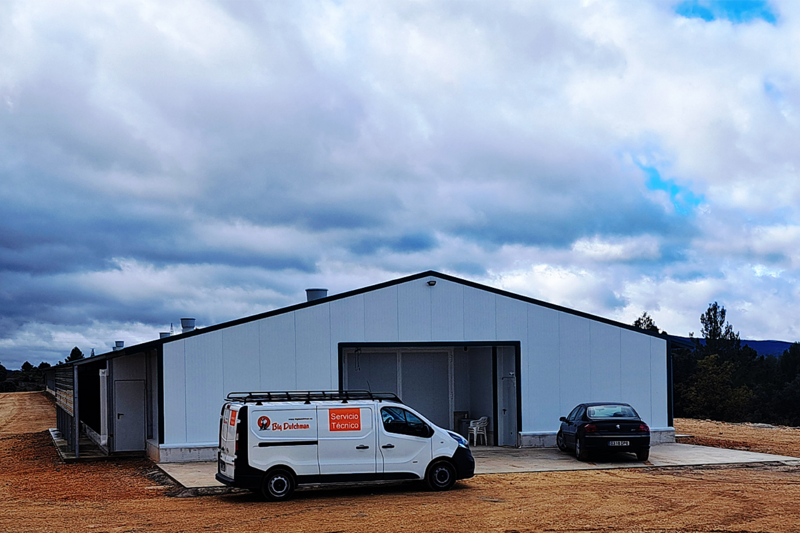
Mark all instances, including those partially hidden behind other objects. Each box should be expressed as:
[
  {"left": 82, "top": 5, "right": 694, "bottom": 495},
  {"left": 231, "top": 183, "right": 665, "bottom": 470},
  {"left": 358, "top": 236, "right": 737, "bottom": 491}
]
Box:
[{"left": 1, "top": 0, "right": 798, "bottom": 368}]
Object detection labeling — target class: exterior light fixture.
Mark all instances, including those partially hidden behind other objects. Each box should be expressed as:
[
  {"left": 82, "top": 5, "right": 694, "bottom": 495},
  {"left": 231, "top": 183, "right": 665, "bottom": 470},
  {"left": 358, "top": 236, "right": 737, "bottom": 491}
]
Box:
[{"left": 427, "top": 280, "right": 436, "bottom": 286}]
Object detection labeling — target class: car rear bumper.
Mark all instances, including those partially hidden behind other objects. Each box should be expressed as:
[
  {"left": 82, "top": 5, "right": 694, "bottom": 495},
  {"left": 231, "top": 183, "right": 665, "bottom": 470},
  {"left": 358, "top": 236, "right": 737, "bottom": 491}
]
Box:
[{"left": 583, "top": 434, "right": 650, "bottom": 451}]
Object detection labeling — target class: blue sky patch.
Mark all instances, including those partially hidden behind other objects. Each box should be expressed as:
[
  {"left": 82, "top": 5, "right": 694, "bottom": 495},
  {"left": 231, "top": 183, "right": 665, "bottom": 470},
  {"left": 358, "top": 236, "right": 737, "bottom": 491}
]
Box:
[
  {"left": 640, "top": 165, "right": 704, "bottom": 215},
  {"left": 675, "top": 1, "right": 778, "bottom": 24}
]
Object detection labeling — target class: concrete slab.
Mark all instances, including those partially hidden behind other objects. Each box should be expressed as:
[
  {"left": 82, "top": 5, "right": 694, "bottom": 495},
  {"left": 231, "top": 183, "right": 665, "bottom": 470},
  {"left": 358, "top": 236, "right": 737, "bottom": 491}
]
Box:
[
  {"left": 158, "top": 461, "right": 226, "bottom": 489},
  {"left": 470, "top": 443, "right": 799, "bottom": 474},
  {"left": 157, "top": 444, "right": 800, "bottom": 490},
  {"left": 49, "top": 428, "right": 111, "bottom": 463}
]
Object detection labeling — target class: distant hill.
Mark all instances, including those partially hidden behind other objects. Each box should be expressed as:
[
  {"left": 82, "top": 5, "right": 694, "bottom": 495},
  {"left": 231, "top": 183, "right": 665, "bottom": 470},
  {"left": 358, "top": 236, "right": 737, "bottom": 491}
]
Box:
[
  {"left": 671, "top": 337, "right": 794, "bottom": 358},
  {"left": 741, "top": 340, "right": 795, "bottom": 357}
]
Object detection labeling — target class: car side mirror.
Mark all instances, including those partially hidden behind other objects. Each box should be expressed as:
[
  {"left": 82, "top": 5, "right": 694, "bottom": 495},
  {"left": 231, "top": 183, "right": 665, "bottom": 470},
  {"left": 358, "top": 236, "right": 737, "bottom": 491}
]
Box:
[{"left": 559, "top": 417, "right": 566, "bottom": 422}]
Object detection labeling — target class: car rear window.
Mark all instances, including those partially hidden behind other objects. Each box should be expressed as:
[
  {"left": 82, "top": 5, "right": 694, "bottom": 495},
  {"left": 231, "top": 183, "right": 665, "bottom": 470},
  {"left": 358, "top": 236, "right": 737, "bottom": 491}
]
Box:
[{"left": 587, "top": 405, "right": 637, "bottom": 418}]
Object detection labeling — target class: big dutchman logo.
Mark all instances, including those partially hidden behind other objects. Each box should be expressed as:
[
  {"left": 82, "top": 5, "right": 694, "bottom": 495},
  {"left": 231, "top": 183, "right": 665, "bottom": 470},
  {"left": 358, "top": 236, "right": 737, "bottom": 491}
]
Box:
[{"left": 258, "top": 415, "right": 311, "bottom": 431}]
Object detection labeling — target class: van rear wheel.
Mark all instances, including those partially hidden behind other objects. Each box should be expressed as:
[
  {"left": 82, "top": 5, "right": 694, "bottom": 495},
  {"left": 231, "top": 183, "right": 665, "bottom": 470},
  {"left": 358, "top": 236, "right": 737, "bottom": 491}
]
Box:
[
  {"left": 426, "top": 460, "right": 456, "bottom": 491},
  {"left": 261, "top": 469, "right": 296, "bottom": 501}
]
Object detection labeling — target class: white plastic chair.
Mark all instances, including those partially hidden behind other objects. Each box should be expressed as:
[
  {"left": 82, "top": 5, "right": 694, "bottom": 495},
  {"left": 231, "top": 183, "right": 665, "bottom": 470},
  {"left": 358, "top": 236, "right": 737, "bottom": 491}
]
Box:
[{"left": 468, "top": 416, "right": 489, "bottom": 446}]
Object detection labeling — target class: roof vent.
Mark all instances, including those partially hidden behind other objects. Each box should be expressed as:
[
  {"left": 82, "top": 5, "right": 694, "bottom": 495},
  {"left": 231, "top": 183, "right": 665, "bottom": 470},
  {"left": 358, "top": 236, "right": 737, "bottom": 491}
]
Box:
[
  {"left": 112, "top": 340, "right": 124, "bottom": 351},
  {"left": 159, "top": 332, "right": 170, "bottom": 339},
  {"left": 306, "top": 288, "right": 328, "bottom": 302},
  {"left": 181, "top": 318, "right": 196, "bottom": 333}
]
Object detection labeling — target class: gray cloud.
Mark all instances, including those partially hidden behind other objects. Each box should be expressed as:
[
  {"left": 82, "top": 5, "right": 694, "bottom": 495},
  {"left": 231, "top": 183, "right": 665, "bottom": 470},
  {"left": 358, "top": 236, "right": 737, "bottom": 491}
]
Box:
[{"left": 1, "top": 0, "right": 799, "bottom": 368}]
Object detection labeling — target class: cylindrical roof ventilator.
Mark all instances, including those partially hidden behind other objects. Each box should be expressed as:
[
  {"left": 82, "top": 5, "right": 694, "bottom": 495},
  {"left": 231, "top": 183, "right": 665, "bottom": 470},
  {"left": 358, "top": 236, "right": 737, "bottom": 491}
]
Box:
[
  {"left": 181, "top": 318, "right": 196, "bottom": 332},
  {"left": 306, "top": 288, "right": 328, "bottom": 302}
]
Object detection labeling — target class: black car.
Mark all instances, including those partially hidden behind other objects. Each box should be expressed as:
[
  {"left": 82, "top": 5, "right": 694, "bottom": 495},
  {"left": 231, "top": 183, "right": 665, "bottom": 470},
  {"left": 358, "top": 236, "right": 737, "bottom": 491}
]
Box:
[{"left": 557, "top": 402, "right": 650, "bottom": 461}]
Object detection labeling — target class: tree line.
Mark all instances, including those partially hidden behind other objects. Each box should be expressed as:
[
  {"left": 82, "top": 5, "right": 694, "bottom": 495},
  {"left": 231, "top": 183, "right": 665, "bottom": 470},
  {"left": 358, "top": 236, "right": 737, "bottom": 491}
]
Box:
[
  {"left": 0, "top": 347, "right": 85, "bottom": 392},
  {"left": 637, "top": 304, "right": 800, "bottom": 427}
]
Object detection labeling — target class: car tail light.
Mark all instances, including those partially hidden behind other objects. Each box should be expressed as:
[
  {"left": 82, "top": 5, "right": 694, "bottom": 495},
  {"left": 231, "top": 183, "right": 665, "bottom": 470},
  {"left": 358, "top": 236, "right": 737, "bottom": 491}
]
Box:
[
  {"left": 584, "top": 423, "right": 598, "bottom": 433},
  {"left": 638, "top": 423, "right": 650, "bottom": 433}
]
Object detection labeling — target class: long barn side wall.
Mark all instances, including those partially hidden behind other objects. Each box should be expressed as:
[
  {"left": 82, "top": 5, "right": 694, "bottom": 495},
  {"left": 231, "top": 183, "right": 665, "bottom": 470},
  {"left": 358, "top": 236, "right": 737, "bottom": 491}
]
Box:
[{"left": 161, "top": 275, "right": 669, "bottom": 454}]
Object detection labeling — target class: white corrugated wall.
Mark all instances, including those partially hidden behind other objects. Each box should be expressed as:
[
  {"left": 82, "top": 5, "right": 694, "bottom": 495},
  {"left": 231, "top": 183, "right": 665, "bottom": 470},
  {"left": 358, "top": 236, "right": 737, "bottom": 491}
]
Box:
[{"left": 162, "top": 275, "right": 668, "bottom": 447}]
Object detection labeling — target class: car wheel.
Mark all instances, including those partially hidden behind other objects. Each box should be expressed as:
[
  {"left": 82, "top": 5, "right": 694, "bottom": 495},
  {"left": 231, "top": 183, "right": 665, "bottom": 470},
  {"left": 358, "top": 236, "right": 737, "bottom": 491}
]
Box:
[
  {"left": 426, "top": 460, "right": 457, "bottom": 491},
  {"left": 556, "top": 430, "right": 567, "bottom": 452},
  {"left": 261, "top": 468, "right": 296, "bottom": 501},
  {"left": 636, "top": 448, "right": 650, "bottom": 461},
  {"left": 575, "top": 437, "right": 589, "bottom": 461}
]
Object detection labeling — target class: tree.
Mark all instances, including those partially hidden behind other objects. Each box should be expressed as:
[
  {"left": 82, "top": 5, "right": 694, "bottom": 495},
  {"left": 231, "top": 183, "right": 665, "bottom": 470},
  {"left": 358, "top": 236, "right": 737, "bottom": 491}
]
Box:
[
  {"left": 66, "top": 347, "right": 84, "bottom": 362},
  {"left": 633, "top": 312, "right": 660, "bottom": 333},
  {"left": 682, "top": 354, "right": 754, "bottom": 422},
  {"left": 37, "top": 361, "right": 51, "bottom": 370},
  {"left": 0, "top": 362, "right": 7, "bottom": 383},
  {"left": 773, "top": 375, "right": 800, "bottom": 426},
  {"left": 779, "top": 343, "right": 800, "bottom": 384},
  {"left": 21, "top": 361, "right": 33, "bottom": 372},
  {"left": 700, "top": 301, "right": 740, "bottom": 356}
]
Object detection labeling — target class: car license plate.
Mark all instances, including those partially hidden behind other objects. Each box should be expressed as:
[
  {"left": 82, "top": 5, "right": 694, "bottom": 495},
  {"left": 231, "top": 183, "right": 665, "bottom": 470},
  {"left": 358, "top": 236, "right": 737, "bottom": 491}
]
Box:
[{"left": 608, "top": 440, "right": 629, "bottom": 446}]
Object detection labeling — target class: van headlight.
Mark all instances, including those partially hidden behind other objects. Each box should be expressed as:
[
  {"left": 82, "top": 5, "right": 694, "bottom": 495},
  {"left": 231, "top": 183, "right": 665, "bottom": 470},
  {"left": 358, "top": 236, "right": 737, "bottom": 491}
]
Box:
[{"left": 447, "top": 431, "right": 469, "bottom": 449}]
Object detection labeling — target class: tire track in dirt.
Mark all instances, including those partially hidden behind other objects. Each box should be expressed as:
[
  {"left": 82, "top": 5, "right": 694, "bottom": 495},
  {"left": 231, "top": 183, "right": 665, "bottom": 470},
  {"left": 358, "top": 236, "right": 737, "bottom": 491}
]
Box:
[{"left": 0, "top": 392, "right": 56, "bottom": 435}]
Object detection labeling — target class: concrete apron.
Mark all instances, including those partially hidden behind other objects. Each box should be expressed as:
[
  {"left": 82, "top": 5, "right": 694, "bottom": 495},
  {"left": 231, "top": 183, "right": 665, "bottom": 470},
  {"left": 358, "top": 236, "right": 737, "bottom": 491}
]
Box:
[{"left": 157, "top": 443, "right": 800, "bottom": 491}]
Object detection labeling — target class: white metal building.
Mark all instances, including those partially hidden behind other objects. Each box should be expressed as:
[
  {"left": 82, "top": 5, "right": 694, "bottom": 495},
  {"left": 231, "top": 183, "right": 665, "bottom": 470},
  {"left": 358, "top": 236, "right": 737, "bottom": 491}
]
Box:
[{"left": 58, "top": 271, "right": 674, "bottom": 462}]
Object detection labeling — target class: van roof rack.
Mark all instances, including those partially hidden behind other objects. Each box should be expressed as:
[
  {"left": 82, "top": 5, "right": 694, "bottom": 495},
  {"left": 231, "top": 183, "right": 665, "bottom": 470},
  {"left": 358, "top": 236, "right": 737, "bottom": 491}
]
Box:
[{"left": 225, "top": 390, "right": 403, "bottom": 405}]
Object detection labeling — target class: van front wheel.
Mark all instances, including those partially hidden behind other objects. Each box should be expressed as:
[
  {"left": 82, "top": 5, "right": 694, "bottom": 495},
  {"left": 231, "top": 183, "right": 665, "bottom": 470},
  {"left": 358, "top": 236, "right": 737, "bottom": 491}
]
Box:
[
  {"left": 261, "top": 469, "right": 296, "bottom": 501},
  {"left": 426, "top": 460, "right": 456, "bottom": 491}
]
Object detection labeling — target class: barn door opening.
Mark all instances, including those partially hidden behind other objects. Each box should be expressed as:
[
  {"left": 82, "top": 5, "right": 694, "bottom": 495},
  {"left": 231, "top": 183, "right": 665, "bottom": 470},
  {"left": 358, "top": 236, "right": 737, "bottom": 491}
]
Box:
[{"left": 340, "top": 342, "right": 520, "bottom": 447}]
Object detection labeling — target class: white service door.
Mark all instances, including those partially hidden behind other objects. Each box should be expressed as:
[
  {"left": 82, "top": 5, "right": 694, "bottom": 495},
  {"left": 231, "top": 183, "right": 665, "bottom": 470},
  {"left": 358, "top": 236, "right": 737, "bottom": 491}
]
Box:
[
  {"left": 114, "top": 380, "right": 145, "bottom": 452},
  {"left": 317, "top": 406, "right": 377, "bottom": 475},
  {"left": 500, "top": 375, "right": 518, "bottom": 446}
]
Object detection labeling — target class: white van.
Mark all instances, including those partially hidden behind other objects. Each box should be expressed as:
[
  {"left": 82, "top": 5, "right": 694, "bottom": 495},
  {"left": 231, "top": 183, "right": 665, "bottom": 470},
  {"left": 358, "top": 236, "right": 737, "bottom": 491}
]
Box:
[{"left": 216, "top": 391, "right": 475, "bottom": 500}]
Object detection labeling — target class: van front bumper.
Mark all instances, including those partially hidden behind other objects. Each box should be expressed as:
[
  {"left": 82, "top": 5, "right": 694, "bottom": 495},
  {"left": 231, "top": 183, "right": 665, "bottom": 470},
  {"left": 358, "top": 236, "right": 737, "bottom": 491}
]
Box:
[{"left": 453, "top": 446, "right": 475, "bottom": 479}]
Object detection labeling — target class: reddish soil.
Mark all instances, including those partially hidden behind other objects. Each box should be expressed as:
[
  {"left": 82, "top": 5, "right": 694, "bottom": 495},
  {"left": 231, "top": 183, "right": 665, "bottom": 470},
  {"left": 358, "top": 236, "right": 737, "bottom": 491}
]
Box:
[
  {"left": 675, "top": 417, "right": 800, "bottom": 458},
  {"left": 2, "top": 392, "right": 799, "bottom": 533}
]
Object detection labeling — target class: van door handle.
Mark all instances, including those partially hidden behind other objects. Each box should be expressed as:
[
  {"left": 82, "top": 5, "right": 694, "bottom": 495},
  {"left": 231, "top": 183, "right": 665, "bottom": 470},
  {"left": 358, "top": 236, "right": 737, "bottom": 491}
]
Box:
[
  {"left": 356, "top": 445, "right": 369, "bottom": 450},
  {"left": 382, "top": 444, "right": 395, "bottom": 449}
]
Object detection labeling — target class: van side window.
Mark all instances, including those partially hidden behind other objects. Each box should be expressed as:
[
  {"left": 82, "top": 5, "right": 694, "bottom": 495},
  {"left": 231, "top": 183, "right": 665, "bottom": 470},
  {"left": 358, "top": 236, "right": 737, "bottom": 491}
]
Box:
[{"left": 381, "top": 407, "right": 432, "bottom": 438}]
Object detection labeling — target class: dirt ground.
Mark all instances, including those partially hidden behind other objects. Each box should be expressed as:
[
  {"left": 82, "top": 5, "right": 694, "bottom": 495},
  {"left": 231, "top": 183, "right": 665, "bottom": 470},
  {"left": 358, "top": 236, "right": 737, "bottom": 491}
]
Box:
[
  {"left": 2, "top": 393, "right": 800, "bottom": 533},
  {"left": 674, "top": 417, "right": 800, "bottom": 458}
]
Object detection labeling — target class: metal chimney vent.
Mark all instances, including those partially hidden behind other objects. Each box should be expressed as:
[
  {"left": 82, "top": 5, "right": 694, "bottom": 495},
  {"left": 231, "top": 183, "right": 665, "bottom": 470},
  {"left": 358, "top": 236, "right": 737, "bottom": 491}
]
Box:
[
  {"left": 112, "top": 340, "right": 124, "bottom": 351},
  {"left": 181, "top": 318, "right": 196, "bottom": 332},
  {"left": 306, "top": 288, "right": 328, "bottom": 302}
]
